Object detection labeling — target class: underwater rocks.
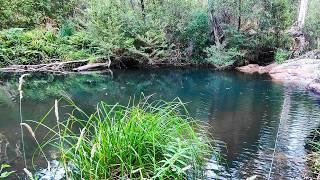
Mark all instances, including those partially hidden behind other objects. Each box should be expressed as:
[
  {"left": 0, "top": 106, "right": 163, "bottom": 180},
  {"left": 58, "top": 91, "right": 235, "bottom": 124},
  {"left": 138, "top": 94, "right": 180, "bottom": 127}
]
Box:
[
  {"left": 35, "top": 160, "right": 65, "bottom": 180},
  {"left": 35, "top": 160, "right": 79, "bottom": 180}
]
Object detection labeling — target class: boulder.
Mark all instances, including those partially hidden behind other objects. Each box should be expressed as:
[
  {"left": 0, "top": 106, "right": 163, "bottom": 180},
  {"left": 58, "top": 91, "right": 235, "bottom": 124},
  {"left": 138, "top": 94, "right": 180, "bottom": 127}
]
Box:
[
  {"left": 237, "top": 54, "right": 320, "bottom": 95},
  {"left": 307, "top": 79, "right": 320, "bottom": 94},
  {"left": 269, "top": 58, "right": 320, "bottom": 85},
  {"left": 236, "top": 63, "right": 277, "bottom": 74},
  {"left": 236, "top": 64, "right": 262, "bottom": 74}
]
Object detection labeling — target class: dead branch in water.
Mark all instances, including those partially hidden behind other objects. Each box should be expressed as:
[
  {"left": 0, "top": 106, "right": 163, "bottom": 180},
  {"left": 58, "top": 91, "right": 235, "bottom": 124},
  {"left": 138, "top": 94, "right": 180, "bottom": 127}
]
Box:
[{"left": 0, "top": 59, "right": 91, "bottom": 73}]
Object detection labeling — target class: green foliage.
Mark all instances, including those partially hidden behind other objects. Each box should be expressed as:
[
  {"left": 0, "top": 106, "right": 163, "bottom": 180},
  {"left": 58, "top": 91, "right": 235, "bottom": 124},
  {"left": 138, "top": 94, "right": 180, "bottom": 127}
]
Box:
[
  {"left": 205, "top": 45, "right": 243, "bottom": 69},
  {"left": 304, "top": 0, "right": 320, "bottom": 49},
  {"left": 84, "top": 0, "right": 205, "bottom": 61},
  {"left": 59, "top": 21, "right": 76, "bottom": 37},
  {"left": 181, "top": 10, "right": 210, "bottom": 56},
  {"left": 307, "top": 130, "right": 320, "bottom": 177},
  {"left": 274, "top": 48, "right": 291, "bottom": 64},
  {"left": 251, "top": 0, "right": 296, "bottom": 49},
  {"left": 39, "top": 99, "right": 214, "bottom": 179},
  {"left": 0, "top": 0, "right": 317, "bottom": 67},
  {"left": 0, "top": 28, "right": 98, "bottom": 67},
  {"left": 0, "top": 164, "right": 15, "bottom": 179},
  {"left": 0, "top": 0, "right": 77, "bottom": 29}
]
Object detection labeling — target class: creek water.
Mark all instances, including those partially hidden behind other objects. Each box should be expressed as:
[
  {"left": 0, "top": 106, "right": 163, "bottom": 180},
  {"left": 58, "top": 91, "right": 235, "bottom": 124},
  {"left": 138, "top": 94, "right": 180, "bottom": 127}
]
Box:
[{"left": 0, "top": 69, "right": 319, "bottom": 179}]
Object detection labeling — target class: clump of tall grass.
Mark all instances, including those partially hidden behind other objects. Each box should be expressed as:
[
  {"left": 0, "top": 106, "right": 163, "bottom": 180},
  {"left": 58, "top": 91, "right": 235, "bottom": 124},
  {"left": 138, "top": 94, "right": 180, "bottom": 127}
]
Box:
[
  {"left": 307, "top": 130, "right": 320, "bottom": 178},
  {"left": 40, "top": 98, "right": 214, "bottom": 179}
]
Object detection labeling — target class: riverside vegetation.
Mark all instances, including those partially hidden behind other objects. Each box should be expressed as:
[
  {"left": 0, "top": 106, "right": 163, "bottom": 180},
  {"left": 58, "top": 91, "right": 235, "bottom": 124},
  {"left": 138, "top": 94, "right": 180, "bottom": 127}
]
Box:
[
  {"left": 1, "top": 0, "right": 320, "bottom": 179},
  {"left": 306, "top": 130, "right": 320, "bottom": 179},
  {"left": 0, "top": 0, "right": 319, "bottom": 69},
  {"left": 26, "top": 98, "right": 215, "bottom": 179}
]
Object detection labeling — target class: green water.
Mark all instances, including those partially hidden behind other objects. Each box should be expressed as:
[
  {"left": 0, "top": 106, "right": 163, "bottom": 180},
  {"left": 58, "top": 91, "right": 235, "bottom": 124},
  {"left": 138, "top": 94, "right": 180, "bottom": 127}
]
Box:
[{"left": 0, "top": 69, "right": 320, "bottom": 179}]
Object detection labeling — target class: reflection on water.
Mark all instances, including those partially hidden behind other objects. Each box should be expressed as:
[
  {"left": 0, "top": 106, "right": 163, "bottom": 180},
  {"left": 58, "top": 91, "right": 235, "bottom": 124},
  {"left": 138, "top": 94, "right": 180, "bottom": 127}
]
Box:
[{"left": 0, "top": 69, "right": 319, "bottom": 179}]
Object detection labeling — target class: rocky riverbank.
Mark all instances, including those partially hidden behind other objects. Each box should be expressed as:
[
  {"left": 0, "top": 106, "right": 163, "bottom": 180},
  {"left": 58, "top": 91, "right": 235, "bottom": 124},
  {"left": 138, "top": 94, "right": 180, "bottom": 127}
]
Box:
[{"left": 237, "top": 51, "right": 320, "bottom": 94}]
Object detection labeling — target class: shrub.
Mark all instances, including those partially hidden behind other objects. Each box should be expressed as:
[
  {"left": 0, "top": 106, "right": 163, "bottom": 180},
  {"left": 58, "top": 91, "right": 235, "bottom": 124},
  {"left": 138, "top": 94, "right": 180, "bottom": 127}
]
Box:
[
  {"left": 0, "top": 28, "right": 98, "bottom": 67},
  {"left": 180, "top": 10, "right": 210, "bottom": 56},
  {"left": 0, "top": 0, "right": 77, "bottom": 29},
  {"left": 205, "top": 45, "right": 243, "bottom": 69},
  {"left": 59, "top": 21, "right": 76, "bottom": 37},
  {"left": 274, "top": 48, "right": 291, "bottom": 64},
  {"left": 304, "top": 0, "right": 320, "bottom": 50},
  {"left": 38, "top": 99, "right": 214, "bottom": 179}
]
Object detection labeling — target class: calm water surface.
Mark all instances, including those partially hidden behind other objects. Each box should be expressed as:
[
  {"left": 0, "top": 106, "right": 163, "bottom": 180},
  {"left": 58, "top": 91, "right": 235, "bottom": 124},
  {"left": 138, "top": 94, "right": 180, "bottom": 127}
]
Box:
[{"left": 0, "top": 69, "right": 319, "bottom": 179}]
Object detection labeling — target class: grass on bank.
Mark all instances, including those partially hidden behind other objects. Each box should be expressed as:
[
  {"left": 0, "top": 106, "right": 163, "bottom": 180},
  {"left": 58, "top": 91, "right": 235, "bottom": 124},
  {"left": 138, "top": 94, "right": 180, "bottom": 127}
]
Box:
[
  {"left": 307, "top": 130, "right": 320, "bottom": 178},
  {"left": 35, "top": 98, "right": 214, "bottom": 179}
]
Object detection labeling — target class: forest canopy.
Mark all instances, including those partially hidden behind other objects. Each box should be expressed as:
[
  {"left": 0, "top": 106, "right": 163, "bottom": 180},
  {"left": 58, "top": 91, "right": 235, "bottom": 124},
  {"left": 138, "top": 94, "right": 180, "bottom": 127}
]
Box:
[{"left": 0, "top": 0, "right": 319, "bottom": 68}]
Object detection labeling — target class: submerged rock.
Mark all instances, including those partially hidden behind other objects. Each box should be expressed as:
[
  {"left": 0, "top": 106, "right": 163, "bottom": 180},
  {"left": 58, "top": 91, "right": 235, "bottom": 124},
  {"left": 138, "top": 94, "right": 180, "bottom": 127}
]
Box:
[
  {"left": 35, "top": 160, "right": 65, "bottom": 180},
  {"left": 35, "top": 160, "right": 79, "bottom": 180}
]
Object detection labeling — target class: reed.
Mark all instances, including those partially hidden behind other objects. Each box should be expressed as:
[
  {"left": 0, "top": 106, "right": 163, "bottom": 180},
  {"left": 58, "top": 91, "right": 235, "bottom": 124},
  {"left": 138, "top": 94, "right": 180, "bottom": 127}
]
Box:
[
  {"left": 39, "top": 98, "right": 215, "bottom": 179},
  {"left": 18, "top": 74, "right": 29, "bottom": 168},
  {"left": 308, "top": 130, "right": 320, "bottom": 178}
]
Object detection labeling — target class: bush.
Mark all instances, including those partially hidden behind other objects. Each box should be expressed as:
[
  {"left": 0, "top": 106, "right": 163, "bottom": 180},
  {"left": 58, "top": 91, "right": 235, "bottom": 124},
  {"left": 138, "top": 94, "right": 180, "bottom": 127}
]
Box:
[
  {"left": 0, "top": 28, "right": 98, "bottom": 67},
  {"left": 84, "top": 0, "right": 206, "bottom": 62},
  {"left": 205, "top": 45, "right": 243, "bottom": 69},
  {"left": 0, "top": 0, "right": 77, "bottom": 29},
  {"left": 274, "top": 48, "right": 291, "bottom": 64},
  {"left": 59, "top": 21, "right": 76, "bottom": 37},
  {"left": 180, "top": 10, "right": 210, "bottom": 56},
  {"left": 304, "top": 0, "right": 320, "bottom": 49},
  {"left": 39, "top": 99, "right": 214, "bottom": 179}
]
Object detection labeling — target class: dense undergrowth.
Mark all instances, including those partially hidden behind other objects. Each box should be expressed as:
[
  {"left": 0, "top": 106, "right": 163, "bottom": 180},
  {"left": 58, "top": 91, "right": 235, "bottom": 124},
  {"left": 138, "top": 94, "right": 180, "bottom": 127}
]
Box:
[
  {"left": 0, "top": 0, "right": 319, "bottom": 69},
  {"left": 33, "top": 98, "right": 215, "bottom": 179},
  {"left": 0, "top": 28, "right": 98, "bottom": 67}
]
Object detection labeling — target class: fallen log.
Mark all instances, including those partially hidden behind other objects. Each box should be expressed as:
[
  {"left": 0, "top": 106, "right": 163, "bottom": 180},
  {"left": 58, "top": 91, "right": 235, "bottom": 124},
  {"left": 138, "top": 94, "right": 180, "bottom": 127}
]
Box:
[
  {"left": 0, "top": 59, "right": 89, "bottom": 72},
  {"left": 73, "top": 62, "right": 110, "bottom": 71}
]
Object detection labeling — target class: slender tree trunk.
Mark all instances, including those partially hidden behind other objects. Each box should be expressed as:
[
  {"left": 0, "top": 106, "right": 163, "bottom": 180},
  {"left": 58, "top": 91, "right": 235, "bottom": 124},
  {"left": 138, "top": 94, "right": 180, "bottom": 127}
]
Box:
[
  {"left": 212, "top": 18, "right": 221, "bottom": 45},
  {"left": 207, "top": 0, "right": 221, "bottom": 45},
  {"left": 295, "top": 0, "right": 309, "bottom": 55},
  {"left": 208, "top": 0, "right": 213, "bottom": 43},
  {"left": 298, "top": 0, "right": 308, "bottom": 28},
  {"left": 238, "top": 0, "right": 241, "bottom": 32},
  {"left": 130, "top": 0, "right": 135, "bottom": 9},
  {"left": 288, "top": 0, "right": 309, "bottom": 57},
  {"left": 140, "top": 0, "right": 145, "bottom": 21}
]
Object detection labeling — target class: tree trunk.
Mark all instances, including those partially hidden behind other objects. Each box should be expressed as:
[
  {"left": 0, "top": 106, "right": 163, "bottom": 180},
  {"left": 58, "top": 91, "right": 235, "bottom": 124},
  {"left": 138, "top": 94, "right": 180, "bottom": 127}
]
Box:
[
  {"left": 207, "top": 0, "right": 221, "bottom": 45},
  {"left": 238, "top": 0, "right": 241, "bottom": 32},
  {"left": 298, "top": 0, "right": 308, "bottom": 28},
  {"left": 208, "top": 1, "right": 215, "bottom": 43},
  {"left": 130, "top": 0, "right": 135, "bottom": 9},
  {"left": 288, "top": 0, "right": 309, "bottom": 57},
  {"left": 140, "top": 0, "right": 145, "bottom": 21}
]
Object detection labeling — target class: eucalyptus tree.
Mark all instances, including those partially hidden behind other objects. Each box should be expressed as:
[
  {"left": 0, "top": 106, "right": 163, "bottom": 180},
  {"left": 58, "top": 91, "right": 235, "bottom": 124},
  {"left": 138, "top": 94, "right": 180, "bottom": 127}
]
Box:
[{"left": 304, "top": 0, "right": 320, "bottom": 49}]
